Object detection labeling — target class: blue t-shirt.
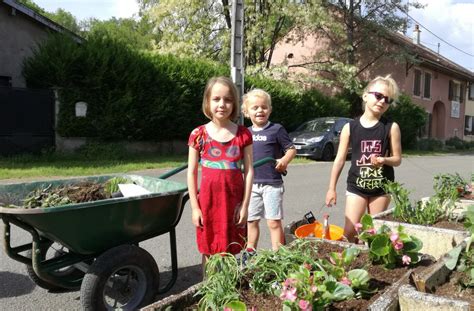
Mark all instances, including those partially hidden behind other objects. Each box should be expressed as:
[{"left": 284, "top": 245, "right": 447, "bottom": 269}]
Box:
[{"left": 249, "top": 122, "right": 294, "bottom": 184}]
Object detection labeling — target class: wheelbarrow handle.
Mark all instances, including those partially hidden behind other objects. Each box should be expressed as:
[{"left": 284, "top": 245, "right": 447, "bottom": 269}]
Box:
[
  {"left": 158, "top": 164, "right": 188, "bottom": 179},
  {"left": 158, "top": 157, "right": 280, "bottom": 179}
]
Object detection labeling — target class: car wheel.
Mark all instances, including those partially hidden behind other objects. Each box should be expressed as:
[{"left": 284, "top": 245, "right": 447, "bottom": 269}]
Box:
[{"left": 321, "top": 144, "right": 334, "bottom": 161}]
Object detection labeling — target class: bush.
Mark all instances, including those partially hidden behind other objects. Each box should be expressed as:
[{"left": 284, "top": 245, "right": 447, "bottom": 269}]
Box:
[
  {"left": 415, "top": 138, "right": 444, "bottom": 151},
  {"left": 384, "top": 94, "right": 427, "bottom": 150},
  {"left": 445, "top": 136, "right": 470, "bottom": 150},
  {"left": 23, "top": 33, "right": 350, "bottom": 141}
]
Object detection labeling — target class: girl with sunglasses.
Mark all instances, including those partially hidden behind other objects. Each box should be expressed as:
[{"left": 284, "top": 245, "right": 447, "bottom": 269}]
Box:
[{"left": 325, "top": 74, "right": 402, "bottom": 242}]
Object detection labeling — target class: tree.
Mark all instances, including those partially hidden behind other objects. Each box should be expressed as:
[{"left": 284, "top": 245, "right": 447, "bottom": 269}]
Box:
[
  {"left": 17, "top": 0, "right": 80, "bottom": 33},
  {"left": 137, "top": 0, "right": 334, "bottom": 66},
  {"left": 83, "top": 17, "right": 158, "bottom": 50}
]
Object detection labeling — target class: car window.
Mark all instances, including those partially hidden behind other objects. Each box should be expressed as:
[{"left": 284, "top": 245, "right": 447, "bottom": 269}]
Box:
[{"left": 298, "top": 120, "right": 334, "bottom": 132}]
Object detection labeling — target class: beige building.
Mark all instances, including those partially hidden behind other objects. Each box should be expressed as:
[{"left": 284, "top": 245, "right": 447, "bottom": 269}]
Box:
[{"left": 271, "top": 25, "right": 474, "bottom": 141}]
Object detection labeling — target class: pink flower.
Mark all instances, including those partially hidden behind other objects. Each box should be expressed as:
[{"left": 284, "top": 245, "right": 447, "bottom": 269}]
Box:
[
  {"left": 311, "top": 285, "right": 318, "bottom": 293},
  {"left": 284, "top": 278, "right": 296, "bottom": 286},
  {"left": 280, "top": 287, "right": 297, "bottom": 302},
  {"left": 355, "top": 223, "right": 363, "bottom": 232},
  {"left": 367, "top": 228, "right": 376, "bottom": 235},
  {"left": 402, "top": 255, "right": 411, "bottom": 265},
  {"left": 303, "top": 262, "right": 312, "bottom": 270},
  {"left": 340, "top": 277, "right": 352, "bottom": 286},
  {"left": 299, "top": 299, "right": 312, "bottom": 310},
  {"left": 224, "top": 308, "right": 232, "bottom": 311},
  {"left": 390, "top": 232, "right": 399, "bottom": 242},
  {"left": 393, "top": 240, "right": 404, "bottom": 250}
]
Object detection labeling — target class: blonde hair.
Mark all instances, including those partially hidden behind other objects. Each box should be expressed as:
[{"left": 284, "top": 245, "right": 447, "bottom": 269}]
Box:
[
  {"left": 241, "top": 88, "right": 272, "bottom": 117},
  {"left": 202, "top": 76, "right": 240, "bottom": 121},
  {"left": 363, "top": 74, "right": 400, "bottom": 103}
]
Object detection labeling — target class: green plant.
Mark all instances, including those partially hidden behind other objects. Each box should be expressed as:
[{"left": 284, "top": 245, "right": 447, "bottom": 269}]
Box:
[
  {"left": 434, "top": 173, "right": 472, "bottom": 200},
  {"left": 278, "top": 245, "right": 372, "bottom": 310},
  {"left": 357, "top": 214, "right": 423, "bottom": 269},
  {"left": 384, "top": 181, "right": 454, "bottom": 225},
  {"left": 103, "top": 176, "right": 132, "bottom": 196},
  {"left": 414, "top": 138, "right": 444, "bottom": 151},
  {"left": 445, "top": 137, "right": 470, "bottom": 150},
  {"left": 196, "top": 253, "right": 243, "bottom": 310},
  {"left": 445, "top": 205, "right": 474, "bottom": 288}
]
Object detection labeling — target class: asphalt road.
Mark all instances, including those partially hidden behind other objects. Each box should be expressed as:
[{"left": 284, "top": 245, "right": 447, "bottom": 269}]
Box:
[{"left": 0, "top": 154, "right": 472, "bottom": 310}]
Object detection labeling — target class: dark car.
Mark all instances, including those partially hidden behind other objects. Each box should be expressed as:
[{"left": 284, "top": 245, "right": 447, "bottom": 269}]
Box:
[{"left": 289, "top": 117, "right": 353, "bottom": 161}]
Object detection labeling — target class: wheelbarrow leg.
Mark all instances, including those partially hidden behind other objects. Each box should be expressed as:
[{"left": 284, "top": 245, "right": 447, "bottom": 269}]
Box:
[{"left": 157, "top": 227, "right": 178, "bottom": 294}]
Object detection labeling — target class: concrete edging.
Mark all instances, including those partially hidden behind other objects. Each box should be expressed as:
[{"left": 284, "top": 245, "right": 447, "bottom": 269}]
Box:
[{"left": 372, "top": 209, "right": 469, "bottom": 259}]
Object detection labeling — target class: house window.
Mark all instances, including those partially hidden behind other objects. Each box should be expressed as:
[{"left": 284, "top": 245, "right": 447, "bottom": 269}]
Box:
[
  {"left": 465, "top": 115, "right": 473, "bottom": 136},
  {"left": 413, "top": 69, "right": 421, "bottom": 96},
  {"left": 449, "top": 80, "right": 463, "bottom": 102},
  {"left": 423, "top": 72, "right": 431, "bottom": 99},
  {"left": 0, "top": 76, "right": 12, "bottom": 87},
  {"left": 469, "top": 83, "right": 474, "bottom": 100}
]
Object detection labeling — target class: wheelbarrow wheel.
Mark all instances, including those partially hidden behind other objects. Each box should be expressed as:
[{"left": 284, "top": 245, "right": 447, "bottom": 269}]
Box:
[
  {"left": 25, "top": 242, "right": 85, "bottom": 290},
  {"left": 80, "top": 244, "right": 159, "bottom": 311}
]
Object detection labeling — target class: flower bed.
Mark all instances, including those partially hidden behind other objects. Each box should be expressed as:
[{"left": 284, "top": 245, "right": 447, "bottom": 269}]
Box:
[{"left": 146, "top": 227, "right": 433, "bottom": 311}]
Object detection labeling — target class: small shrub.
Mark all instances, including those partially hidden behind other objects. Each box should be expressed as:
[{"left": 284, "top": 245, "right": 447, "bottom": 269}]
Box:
[
  {"left": 445, "top": 136, "right": 470, "bottom": 150},
  {"left": 415, "top": 137, "right": 444, "bottom": 151}
]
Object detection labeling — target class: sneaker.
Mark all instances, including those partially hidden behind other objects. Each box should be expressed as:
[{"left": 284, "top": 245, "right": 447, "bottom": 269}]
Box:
[{"left": 240, "top": 247, "right": 257, "bottom": 266}]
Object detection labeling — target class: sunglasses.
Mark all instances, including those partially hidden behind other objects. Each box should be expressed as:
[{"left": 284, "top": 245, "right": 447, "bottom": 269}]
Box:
[{"left": 369, "top": 92, "right": 393, "bottom": 105}]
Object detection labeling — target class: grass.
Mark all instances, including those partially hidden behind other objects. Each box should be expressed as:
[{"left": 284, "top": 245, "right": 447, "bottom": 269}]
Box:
[{"left": 0, "top": 148, "right": 470, "bottom": 181}]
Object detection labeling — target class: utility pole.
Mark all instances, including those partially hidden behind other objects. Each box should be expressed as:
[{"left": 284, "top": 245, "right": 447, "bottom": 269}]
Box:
[{"left": 231, "top": 0, "right": 244, "bottom": 124}]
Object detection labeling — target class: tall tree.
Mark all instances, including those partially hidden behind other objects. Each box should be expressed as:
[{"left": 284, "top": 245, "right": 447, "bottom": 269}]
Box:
[
  {"left": 138, "top": 0, "right": 334, "bottom": 66},
  {"left": 17, "top": 0, "right": 81, "bottom": 33}
]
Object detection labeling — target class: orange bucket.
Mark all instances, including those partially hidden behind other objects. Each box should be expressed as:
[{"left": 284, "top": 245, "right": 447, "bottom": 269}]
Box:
[{"left": 294, "top": 222, "right": 344, "bottom": 241}]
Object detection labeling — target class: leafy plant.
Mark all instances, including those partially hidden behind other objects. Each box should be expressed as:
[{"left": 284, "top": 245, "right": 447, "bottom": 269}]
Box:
[
  {"left": 384, "top": 180, "right": 455, "bottom": 225},
  {"left": 434, "top": 173, "right": 472, "bottom": 200},
  {"left": 445, "top": 205, "right": 474, "bottom": 289},
  {"left": 198, "top": 239, "right": 375, "bottom": 310},
  {"left": 196, "top": 253, "right": 243, "bottom": 310},
  {"left": 357, "top": 214, "right": 423, "bottom": 269},
  {"left": 103, "top": 176, "right": 132, "bottom": 196}
]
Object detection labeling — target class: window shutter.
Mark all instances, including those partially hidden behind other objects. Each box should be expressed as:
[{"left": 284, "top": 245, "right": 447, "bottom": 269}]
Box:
[
  {"left": 448, "top": 80, "right": 453, "bottom": 100},
  {"left": 460, "top": 84, "right": 464, "bottom": 103}
]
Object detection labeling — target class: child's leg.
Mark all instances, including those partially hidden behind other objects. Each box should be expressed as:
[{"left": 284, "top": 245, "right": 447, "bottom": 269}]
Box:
[
  {"left": 368, "top": 195, "right": 391, "bottom": 215},
  {"left": 247, "top": 220, "right": 260, "bottom": 249},
  {"left": 266, "top": 219, "right": 285, "bottom": 250},
  {"left": 263, "top": 184, "right": 285, "bottom": 250},
  {"left": 344, "top": 193, "right": 369, "bottom": 242}
]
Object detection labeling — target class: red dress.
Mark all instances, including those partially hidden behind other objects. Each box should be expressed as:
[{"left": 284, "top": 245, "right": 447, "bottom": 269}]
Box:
[{"left": 188, "top": 124, "right": 252, "bottom": 255}]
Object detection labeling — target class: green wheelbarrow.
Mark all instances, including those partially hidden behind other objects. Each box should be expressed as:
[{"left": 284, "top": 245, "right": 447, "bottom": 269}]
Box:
[
  {"left": 0, "top": 170, "right": 189, "bottom": 310},
  {"left": 0, "top": 157, "right": 276, "bottom": 310}
]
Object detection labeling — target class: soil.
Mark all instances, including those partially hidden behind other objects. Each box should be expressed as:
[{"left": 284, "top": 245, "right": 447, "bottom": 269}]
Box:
[
  {"left": 188, "top": 242, "right": 434, "bottom": 310},
  {"left": 380, "top": 214, "right": 466, "bottom": 231},
  {"left": 433, "top": 270, "right": 474, "bottom": 305}
]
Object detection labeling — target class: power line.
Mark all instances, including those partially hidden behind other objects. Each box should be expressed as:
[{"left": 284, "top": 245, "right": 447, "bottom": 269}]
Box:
[{"left": 394, "top": 2, "right": 474, "bottom": 58}]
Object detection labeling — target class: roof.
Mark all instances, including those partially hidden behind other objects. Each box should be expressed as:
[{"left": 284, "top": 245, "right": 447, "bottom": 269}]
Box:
[
  {"left": 2, "top": 0, "right": 83, "bottom": 43},
  {"left": 390, "top": 31, "right": 473, "bottom": 82}
]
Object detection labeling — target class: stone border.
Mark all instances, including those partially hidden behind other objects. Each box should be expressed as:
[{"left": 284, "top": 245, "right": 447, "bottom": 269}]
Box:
[
  {"left": 372, "top": 209, "right": 469, "bottom": 259},
  {"left": 398, "top": 284, "right": 471, "bottom": 311},
  {"left": 397, "top": 240, "right": 472, "bottom": 311}
]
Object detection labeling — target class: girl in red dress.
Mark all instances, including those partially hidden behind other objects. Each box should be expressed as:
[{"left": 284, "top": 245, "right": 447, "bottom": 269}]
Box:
[{"left": 187, "top": 76, "right": 254, "bottom": 268}]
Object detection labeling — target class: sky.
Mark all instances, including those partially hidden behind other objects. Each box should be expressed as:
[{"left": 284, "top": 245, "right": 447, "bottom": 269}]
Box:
[{"left": 33, "top": 0, "right": 474, "bottom": 72}]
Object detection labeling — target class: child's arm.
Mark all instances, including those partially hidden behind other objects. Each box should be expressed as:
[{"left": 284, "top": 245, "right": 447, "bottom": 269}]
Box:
[
  {"left": 187, "top": 146, "right": 203, "bottom": 228},
  {"left": 236, "top": 144, "right": 254, "bottom": 226},
  {"left": 275, "top": 147, "right": 296, "bottom": 173},
  {"left": 325, "top": 123, "right": 350, "bottom": 206},
  {"left": 372, "top": 122, "right": 402, "bottom": 168}
]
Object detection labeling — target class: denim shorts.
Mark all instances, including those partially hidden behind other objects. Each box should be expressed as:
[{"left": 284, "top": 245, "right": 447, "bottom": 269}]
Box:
[{"left": 248, "top": 183, "right": 284, "bottom": 221}]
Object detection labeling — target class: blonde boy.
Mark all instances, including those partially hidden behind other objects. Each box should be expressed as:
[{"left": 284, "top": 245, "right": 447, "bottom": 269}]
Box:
[{"left": 242, "top": 89, "right": 296, "bottom": 252}]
